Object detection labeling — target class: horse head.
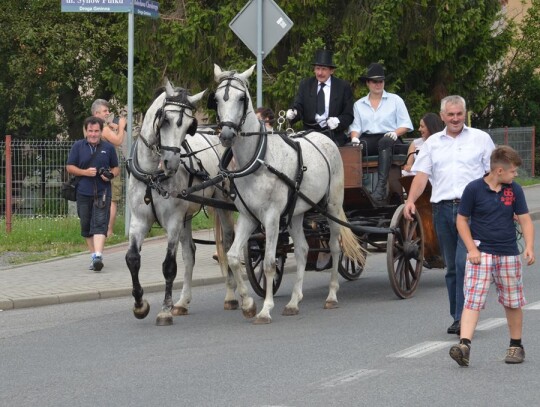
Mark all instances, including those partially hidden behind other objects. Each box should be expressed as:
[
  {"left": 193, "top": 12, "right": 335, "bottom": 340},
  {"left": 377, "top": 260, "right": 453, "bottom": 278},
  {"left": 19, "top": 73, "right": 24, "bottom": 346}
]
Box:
[
  {"left": 157, "top": 79, "right": 206, "bottom": 175},
  {"left": 212, "top": 64, "right": 256, "bottom": 147}
]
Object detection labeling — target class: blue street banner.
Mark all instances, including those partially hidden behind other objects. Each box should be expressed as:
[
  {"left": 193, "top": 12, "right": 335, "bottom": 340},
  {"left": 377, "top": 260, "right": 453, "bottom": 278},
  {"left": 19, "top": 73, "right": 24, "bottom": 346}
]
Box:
[{"left": 61, "top": 0, "right": 159, "bottom": 18}]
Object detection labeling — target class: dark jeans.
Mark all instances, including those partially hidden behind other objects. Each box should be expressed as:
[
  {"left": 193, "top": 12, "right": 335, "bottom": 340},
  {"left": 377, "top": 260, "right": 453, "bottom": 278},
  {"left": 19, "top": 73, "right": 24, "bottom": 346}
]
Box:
[
  {"left": 77, "top": 193, "right": 111, "bottom": 237},
  {"left": 432, "top": 201, "right": 467, "bottom": 322}
]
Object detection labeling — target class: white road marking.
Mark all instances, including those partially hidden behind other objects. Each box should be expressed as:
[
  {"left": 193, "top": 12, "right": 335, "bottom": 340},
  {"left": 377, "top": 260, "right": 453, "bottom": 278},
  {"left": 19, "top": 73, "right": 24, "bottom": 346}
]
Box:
[
  {"left": 387, "top": 341, "right": 454, "bottom": 358},
  {"left": 523, "top": 300, "right": 540, "bottom": 310},
  {"left": 316, "top": 369, "right": 384, "bottom": 388},
  {"left": 476, "top": 318, "right": 507, "bottom": 330}
]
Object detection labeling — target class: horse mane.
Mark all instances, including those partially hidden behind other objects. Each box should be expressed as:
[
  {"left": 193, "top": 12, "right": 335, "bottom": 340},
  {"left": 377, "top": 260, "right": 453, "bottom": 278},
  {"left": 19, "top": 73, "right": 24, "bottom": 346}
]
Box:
[{"left": 150, "top": 85, "right": 192, "bottom": 107}]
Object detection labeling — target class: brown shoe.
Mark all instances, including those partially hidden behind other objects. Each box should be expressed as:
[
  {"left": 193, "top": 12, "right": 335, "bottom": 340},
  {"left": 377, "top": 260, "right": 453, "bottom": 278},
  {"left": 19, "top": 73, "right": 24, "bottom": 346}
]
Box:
[
  {"left": 449, "top": 343, "right": 470, "bottom": 367},
  {"left": 504, "top": 346, "right": 525, "bottom": 364}
]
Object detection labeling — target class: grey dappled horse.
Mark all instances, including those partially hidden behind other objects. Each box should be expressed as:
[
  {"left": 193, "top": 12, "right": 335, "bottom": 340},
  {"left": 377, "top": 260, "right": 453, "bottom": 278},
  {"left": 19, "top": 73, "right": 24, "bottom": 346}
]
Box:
[
  {"left": 211, "top": 64, "right": 366, "bottom": 324},
  {"left": 125, "top": 80, "right": 236, "bottom": 325}
]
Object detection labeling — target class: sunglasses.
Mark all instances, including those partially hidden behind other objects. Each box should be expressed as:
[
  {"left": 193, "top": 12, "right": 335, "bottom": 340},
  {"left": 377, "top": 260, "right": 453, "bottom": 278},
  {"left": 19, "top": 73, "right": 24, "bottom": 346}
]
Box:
[{"left": 368, "top": 79, "right": 384, "bottom": 84}]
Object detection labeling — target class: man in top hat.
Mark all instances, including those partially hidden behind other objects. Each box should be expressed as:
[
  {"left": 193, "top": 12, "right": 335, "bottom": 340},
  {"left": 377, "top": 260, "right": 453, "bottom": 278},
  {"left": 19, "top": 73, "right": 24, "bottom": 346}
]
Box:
[
  {"left": 349, "top": 63, "right": 413, "bottom": 203},
  {"left": 286, "top": 49, "right": 354, "bottom": 146}
]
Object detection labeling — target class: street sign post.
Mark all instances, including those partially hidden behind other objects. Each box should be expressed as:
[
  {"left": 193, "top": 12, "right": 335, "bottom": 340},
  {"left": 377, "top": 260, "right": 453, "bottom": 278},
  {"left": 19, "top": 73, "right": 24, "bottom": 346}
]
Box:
[
  {"left": 230, "top": 0, "right": 293, "bottom": 107},
  {"left": 62, "top": 0, "right": 159, "bottom": 236}
]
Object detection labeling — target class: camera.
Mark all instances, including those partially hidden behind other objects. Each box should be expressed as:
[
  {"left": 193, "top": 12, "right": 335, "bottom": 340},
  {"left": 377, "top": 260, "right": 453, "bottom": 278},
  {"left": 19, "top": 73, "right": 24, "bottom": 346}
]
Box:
[
  {"left": 112, "top": 116, "right": 127, "bottom": 130},
  {"left": 98, "top": 167, "right": 114, "bottom": 180}
]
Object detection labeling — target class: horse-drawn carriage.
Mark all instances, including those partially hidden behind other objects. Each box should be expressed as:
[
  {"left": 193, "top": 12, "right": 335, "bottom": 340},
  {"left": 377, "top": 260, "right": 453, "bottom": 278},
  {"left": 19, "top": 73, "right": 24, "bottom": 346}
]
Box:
[{"left": 125, "top": 65, "right": 444, "bottom": 325}]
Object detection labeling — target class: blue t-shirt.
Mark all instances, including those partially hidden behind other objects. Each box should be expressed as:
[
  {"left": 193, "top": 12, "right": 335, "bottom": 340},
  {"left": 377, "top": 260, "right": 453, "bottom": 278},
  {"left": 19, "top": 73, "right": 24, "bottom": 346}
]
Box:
[
  {"left": 66, "top": 139, "right": 119, "bottom": 197},
  {"left": 458, "top": 176, "right": 528, "bottom": 255}
]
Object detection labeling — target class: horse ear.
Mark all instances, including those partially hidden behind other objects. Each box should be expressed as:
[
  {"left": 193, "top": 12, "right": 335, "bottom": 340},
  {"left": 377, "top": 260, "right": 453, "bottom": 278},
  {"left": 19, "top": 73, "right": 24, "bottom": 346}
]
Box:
[
  {"left": 214, "top": 64, "right": 223, "bottom": 82},
  {"left": 164, "top": 78, "right": 175, "bottom": 96},
  {"left": 187, "top": 89, "right": 207, "bottom": 106},
  {"left": 239, "top": 65, "right": 256, "bottom": 81},
  {"left": 187, "top": 118, "right": 198, "bottom": 136}
]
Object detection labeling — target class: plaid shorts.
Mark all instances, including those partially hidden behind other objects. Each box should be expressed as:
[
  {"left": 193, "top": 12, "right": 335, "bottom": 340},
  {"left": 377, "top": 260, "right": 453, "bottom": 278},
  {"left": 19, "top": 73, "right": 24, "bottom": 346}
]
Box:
[{"left": 464, "top": 253, "right": 526, "bottom": 310}]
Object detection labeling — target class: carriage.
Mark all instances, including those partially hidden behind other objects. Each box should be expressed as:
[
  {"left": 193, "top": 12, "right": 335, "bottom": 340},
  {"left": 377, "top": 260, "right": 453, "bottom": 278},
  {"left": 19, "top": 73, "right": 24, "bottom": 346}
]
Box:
[{"left": 126, "top": 66, "right": 444, "bottom": 325}]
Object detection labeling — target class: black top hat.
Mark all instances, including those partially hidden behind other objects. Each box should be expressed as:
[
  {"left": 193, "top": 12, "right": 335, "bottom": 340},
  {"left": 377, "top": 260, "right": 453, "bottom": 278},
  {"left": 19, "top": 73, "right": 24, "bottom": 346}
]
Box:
[
  {"left": 312, "top": 49, "right": 336, "bottom": 68},
  {"left": 360, "top": 63, "right": 386, "bottom": 81}
]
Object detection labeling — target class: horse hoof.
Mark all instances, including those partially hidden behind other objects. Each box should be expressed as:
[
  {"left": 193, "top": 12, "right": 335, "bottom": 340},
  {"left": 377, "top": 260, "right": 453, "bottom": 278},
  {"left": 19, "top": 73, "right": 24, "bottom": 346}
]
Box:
[
  {"left": 224, "top": 300, "right": 239, "bottom": 310},
  {"left": 156, "top": 311, "right": 173, "bottom": 326},
  {"left": 171, "top": 306, "right": 188, "bottom": 316},
  {"left": 324, "top": 300, "right": 339, "bottom": 309},
  {"left": 133, "top": 300, "right": 150, "bottom": 319},
  {"left": 282, "top": 307, "right": 299, "bottom": 316},
  {"left": 253, "top": 316, "right": 272, "bottom": 325},
  {"left": 242, "top": 303, "right": 257, "bottom": 319}
]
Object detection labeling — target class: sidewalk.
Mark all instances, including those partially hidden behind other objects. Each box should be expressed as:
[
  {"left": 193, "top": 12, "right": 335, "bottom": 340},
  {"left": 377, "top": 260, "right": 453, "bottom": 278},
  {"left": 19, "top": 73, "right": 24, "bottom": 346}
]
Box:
[{"left": 2, "top": 184, "right": 540, "bottom": 311}]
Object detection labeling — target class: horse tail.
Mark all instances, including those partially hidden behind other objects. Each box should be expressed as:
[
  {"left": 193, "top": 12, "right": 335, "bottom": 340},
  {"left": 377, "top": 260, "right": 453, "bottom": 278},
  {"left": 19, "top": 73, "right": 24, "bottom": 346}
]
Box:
[
  {"left": 338, "top": 207, "right": 367, "bottom": 267},
  {"left": 213, "top": 208, "right": 234, "bottom": 277}
]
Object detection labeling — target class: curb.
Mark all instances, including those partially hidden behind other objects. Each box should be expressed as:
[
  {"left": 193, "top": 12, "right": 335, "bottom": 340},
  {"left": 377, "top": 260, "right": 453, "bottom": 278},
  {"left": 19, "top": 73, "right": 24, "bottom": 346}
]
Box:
[{"left": 0, "top": 275, "right": 227, "bottom": 311}]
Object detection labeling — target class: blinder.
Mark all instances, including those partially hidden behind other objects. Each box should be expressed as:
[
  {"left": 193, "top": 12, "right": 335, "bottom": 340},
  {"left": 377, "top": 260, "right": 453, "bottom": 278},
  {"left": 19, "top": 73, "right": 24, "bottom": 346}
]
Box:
[
  {"left": 187, "top": 118, "right": 198, "bottom": 136},
  {"left": 207, "top": 91, "right": 217, "bottom": 110}
]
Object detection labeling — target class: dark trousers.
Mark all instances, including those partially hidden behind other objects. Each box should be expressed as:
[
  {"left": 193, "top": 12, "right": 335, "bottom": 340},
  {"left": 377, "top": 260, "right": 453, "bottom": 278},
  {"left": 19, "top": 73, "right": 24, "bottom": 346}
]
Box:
[
  {"left": 432, "top": 201, "right": 467, "bottom": 321},
  {"left": 361, "top": 133, "right": 407, "bottom": 155}
]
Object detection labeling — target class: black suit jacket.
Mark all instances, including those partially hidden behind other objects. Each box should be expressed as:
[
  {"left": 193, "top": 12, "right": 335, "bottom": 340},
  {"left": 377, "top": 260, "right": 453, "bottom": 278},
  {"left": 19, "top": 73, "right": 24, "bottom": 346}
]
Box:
[{"left": 291, "top": 76, "right": 354, "bottom": 146}]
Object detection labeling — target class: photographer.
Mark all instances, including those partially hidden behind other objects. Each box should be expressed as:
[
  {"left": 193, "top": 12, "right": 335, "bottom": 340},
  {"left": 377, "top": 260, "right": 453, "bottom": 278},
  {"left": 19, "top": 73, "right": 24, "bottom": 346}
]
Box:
[
  {"left": 67, "top": 116, "right": 120, "bottom": 272},
  {"left": 91, "top": 99, "right": 126, "bottom": 237}
]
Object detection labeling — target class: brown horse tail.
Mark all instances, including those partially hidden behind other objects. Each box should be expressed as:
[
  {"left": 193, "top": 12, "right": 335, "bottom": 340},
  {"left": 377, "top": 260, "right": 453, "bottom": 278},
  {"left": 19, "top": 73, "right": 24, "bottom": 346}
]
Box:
[{"left": 338, "top": 207, "right": 367, "bottom": 267}]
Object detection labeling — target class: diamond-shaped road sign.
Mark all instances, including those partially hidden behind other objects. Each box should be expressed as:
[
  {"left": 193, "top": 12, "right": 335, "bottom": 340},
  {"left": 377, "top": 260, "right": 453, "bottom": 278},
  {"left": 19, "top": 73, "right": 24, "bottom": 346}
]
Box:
[{"left": 229, "top": 0, "right": 293, "bottom": 59}]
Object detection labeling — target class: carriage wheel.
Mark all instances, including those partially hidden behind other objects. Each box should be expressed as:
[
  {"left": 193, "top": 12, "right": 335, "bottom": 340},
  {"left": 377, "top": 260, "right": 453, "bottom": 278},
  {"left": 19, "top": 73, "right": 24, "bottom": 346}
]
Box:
[
  {"left": 244, "top": 239, "right": 286, "bottom": 298},
  {"left": 386, "top": 204, "right": 424, "bottom": 299},
  {"left": 338, "top": 251, "right": 364, "bottom": 280}
]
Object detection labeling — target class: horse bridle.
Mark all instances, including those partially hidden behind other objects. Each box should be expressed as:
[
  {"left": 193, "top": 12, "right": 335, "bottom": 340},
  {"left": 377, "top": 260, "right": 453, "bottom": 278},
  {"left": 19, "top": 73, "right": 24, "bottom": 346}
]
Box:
[
  {"left": 146, "top": 95, "right": 198, "bottom": 156},
  {"left": 209, "top": 75, "right": 250, "bottom": 133}
]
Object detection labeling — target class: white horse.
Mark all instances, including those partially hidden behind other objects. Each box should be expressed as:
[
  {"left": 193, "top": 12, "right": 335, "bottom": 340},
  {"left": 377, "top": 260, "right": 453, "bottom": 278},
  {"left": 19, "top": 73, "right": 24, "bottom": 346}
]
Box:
[
  {"left": 211, "top": 64, "right": 366, "bottom": 324},
  {"left": 125, "top": 80, "right": 236, "bottom": 326}
]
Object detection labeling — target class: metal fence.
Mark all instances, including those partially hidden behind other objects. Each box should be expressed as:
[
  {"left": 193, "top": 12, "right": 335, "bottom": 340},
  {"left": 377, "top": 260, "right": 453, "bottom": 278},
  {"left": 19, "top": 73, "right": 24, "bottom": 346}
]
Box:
[
  {"left": 1, "top": 138, "right": 127, "bottom": 220},
  {"left": 480, "top": 126, "right": 536, "bottom": 178},
  {"left": 0, "top": 126, "right": 536, "bottom": 226}
]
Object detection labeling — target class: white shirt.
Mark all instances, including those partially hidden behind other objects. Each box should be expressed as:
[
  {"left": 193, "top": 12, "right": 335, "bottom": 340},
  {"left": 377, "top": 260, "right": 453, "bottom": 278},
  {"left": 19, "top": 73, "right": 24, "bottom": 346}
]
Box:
[
  {"left": 411, "top": 125, "right": 495, "bottom": 203},
  {"left": 315, "top": 77, "right": 331, "bottom": 126},
  {"left": 349, "top": 90, "right": 413, "bottom": 135}
]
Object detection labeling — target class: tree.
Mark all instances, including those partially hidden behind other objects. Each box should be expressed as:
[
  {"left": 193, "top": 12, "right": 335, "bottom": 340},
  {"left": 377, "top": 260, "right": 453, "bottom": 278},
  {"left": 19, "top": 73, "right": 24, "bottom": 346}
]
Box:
[
  {"left": 0, "top": 0, "right": 127, "bottom": 139},
  {"left": 0, "top": 0, "right": 516, "bottom": 140}
]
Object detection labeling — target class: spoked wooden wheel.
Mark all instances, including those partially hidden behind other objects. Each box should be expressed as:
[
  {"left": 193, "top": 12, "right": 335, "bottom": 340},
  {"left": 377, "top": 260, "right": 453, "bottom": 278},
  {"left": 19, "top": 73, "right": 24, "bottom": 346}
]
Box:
[
  {"left": 244, "top": 239, "right": 286, "bottom": 298},
  {"left": 338, "top": 252, "right": 364, "bottom": 280},
  {"left": 386, "top": 204, "right": 424, "bottom": 299}
]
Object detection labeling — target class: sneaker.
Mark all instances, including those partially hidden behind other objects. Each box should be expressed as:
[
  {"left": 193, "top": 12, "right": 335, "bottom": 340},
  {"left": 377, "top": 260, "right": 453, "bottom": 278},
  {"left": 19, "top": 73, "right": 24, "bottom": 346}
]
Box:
[
  {"left": 92, "top": 255, "right": 104, "bottom": 272},
  {"left": 88, "top": 260, "right": 95, "bottom": 271},
  {"left": 505, "top": 346, "right": 525, "bottom": 364},
  {"left": 449, "top": 343, "right": 470, "bottom": 367}
]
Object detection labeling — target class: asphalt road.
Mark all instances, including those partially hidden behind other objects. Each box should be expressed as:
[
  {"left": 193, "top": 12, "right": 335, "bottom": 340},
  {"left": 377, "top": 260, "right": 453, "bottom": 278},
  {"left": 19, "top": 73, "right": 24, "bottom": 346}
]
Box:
[{"left": 2, "top": 221, "right": 540, "bottom": 407}]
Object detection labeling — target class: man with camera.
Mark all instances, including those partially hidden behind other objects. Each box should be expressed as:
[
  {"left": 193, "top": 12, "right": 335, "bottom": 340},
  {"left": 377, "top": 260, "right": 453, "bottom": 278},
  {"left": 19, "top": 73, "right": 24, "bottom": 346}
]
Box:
[
  {"left": 66, "top": 116, "right": 120, "bottom": 272},
  {"left": 91, "top": 99, "right": 126, "bottom": 237}
]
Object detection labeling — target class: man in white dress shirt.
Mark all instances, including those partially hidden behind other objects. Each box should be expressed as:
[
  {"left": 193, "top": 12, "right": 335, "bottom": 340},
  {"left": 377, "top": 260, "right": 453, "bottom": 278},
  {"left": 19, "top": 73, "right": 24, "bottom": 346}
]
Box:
[{"left": 404, "top": 95, "right": 495, "bottom": 335}]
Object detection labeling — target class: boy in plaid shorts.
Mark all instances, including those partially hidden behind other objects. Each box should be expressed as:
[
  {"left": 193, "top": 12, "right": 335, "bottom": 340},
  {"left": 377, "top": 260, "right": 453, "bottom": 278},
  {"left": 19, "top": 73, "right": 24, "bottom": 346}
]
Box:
[{"left": 449, "top": 145, "right": 535, "bottom": 367}]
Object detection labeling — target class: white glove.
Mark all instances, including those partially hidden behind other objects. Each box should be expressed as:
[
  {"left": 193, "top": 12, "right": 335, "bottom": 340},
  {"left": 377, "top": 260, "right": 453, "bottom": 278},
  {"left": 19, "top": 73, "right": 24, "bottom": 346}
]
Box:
[
  {"left": 326, "top": 117, "right": 340, "bottom": 130},
  {"left": 286, "top": 109, "right": 297, "bottom": 120},
  {"left": 384, "top": 131, "right": 398, "bottom": 141},
  {"left": 351, "top": 137, "right": 360, "bottom": 146}
]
